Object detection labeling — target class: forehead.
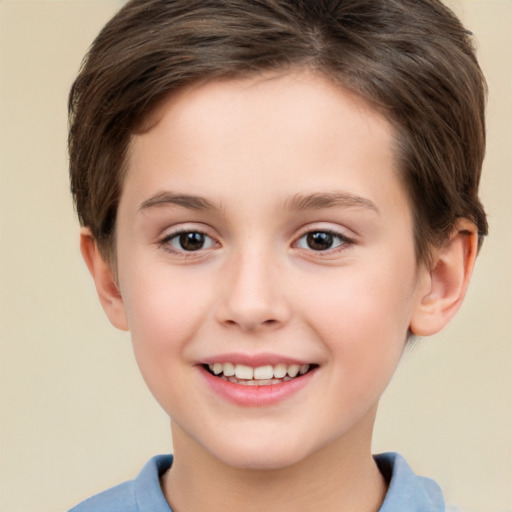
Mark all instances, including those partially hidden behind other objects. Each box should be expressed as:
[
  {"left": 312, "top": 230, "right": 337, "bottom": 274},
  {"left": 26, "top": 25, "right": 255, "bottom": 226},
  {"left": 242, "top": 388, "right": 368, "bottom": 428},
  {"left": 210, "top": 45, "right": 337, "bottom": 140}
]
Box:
[
  {"left": 139, "top": 71, "right": 393, "bottom": 151},
  {"left": 122, "top": 70, "right": 407, "bottom": 221}
]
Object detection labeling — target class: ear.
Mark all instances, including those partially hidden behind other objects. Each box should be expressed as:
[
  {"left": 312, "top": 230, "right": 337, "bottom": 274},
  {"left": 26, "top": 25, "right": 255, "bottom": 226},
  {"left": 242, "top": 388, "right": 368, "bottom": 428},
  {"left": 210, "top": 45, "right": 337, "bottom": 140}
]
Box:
[
  {"left": 410, "top": 219, "right": 478, "bottom": 337},
  {"left": 80, "top": 227, "right": 129, "bottom": 331}
]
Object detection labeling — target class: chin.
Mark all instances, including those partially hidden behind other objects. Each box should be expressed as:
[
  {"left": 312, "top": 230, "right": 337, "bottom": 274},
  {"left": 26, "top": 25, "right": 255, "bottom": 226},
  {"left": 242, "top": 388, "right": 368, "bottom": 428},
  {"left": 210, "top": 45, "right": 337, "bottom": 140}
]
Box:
[
  {"left": 219, "top": 452, "right": 303, "bottom": 471},
  {"left": 204, "top": 435, "right": 315, "bottom": 472}
]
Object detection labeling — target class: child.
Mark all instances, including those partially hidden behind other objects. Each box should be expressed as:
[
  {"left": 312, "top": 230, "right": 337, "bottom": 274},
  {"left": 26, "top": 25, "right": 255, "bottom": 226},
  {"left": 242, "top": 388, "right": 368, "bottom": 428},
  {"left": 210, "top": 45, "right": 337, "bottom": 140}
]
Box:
[{"left": 68, "top": 0, "right": 488, "bottom": 510}]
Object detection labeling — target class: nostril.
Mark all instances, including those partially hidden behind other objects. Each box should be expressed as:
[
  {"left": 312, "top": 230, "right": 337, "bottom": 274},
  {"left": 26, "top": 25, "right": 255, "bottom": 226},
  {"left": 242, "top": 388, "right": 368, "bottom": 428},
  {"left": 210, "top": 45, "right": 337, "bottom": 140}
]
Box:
[{"left": 222, "top": 317, "right": 279, "bottom": 330}]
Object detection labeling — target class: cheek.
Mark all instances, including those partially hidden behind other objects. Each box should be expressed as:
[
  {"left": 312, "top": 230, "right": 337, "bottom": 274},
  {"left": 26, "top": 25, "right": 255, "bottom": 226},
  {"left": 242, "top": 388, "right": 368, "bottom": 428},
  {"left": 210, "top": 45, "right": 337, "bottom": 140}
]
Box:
[
  {"left": 300, "top": 262, "right": 415, "bottom": 378},
  {"left": 121, "top": 257, "right": 210, "bottom": 335},
  {"left": 118, "top": 265, "right": 212, "bottom": 391},
  {"left": 303, "top": 266, "right": 413, "bottom": 332}
]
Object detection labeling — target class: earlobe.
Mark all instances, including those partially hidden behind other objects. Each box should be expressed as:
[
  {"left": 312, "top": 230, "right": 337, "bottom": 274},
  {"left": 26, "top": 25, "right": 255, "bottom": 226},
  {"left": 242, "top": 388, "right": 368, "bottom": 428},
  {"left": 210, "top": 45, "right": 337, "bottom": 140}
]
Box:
[
  {"left": 80, "top": 228, "right": 129, "bottom": 331},
  {"left": 410, "top": 219, "right": 478, "bottom": 337}
]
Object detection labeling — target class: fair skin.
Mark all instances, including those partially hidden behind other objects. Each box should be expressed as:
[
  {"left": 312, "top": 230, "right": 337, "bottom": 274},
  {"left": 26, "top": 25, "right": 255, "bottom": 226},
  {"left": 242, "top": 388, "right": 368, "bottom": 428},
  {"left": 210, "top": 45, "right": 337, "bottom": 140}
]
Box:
[{"left": 82, "top": 71, "right": 477, "bottom": 512}]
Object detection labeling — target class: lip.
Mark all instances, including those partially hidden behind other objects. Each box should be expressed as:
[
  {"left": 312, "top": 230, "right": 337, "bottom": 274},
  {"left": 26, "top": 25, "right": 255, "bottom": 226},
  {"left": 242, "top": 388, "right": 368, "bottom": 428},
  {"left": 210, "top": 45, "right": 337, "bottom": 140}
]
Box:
[
  {"left": 200, "top": 352, "right": 312, "bottom": 367},
  {"left": 199, "top": 364, "right": 318, "bottom": 407}
]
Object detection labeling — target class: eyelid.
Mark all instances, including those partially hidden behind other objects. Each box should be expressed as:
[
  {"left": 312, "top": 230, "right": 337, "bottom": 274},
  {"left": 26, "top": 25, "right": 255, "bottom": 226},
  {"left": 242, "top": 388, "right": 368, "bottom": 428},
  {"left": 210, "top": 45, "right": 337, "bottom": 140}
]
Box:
[
  {"left": 158, "top": 224, "right": 221, "bottom": 256},
  {"left": 294, "top": 222, "right": 356, "bottom": 241},
  {"left": 292, "top": 225, "right": 356, "bottom": 254}
]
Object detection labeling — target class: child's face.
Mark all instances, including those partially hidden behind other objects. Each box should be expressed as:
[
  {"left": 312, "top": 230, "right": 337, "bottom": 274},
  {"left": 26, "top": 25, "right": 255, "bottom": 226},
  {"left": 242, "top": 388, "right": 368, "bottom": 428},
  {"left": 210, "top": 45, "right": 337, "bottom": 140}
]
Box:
[{"left": 113, "top": 71, "right": 429, "bottom": 469}]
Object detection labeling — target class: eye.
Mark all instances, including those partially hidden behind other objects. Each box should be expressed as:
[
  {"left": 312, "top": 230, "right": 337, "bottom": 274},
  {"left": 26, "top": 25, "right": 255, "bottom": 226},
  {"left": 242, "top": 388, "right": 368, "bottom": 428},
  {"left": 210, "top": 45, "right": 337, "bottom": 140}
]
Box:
[
  {"left": 295, "top": 230, "right": 350, "bottom": 252},
  {"left": 162, "top": 230, "right": 217, "bottom": 253}
]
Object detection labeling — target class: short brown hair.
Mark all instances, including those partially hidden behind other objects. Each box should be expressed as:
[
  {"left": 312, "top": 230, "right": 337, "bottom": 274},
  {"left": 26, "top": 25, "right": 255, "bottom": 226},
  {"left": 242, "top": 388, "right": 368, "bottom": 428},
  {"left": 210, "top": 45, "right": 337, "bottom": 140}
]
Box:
[{"left": 69, "top": 0, "right": 488, "bottom": 264}]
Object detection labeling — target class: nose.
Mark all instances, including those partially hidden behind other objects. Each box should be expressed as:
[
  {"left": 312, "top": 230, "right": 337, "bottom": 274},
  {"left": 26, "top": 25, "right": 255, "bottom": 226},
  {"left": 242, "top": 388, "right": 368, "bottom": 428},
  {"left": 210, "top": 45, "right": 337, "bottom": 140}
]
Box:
[{"left": 215, "top": 247, "right": 291, "bottom": 332}]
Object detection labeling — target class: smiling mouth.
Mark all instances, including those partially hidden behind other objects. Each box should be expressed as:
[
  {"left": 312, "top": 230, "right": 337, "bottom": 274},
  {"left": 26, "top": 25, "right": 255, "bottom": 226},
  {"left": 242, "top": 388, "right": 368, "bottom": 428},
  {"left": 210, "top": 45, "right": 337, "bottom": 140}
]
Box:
[{"left": 203, "top": 362, "right": 317, "bottom": 386}]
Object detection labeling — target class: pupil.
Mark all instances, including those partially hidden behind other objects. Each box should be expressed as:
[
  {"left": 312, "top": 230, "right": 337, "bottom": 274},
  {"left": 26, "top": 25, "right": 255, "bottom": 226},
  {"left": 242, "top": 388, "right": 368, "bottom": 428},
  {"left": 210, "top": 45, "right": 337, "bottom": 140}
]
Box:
[
  {"left": 180, "top": 232, "right": 204, "bottom": 251},
  {"left": 307, "top": 232, "right": 333, "bottom": 251}
]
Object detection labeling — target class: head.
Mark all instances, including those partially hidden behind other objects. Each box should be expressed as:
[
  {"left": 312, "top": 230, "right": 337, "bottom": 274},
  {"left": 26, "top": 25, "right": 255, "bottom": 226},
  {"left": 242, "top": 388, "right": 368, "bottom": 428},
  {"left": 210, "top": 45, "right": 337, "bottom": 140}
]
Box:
[
  {"left": 69, "top": 0, "right": 487, "bottom": 269},
  {"left": 69, "top": 0, "right": 488, "bottom": 470}
]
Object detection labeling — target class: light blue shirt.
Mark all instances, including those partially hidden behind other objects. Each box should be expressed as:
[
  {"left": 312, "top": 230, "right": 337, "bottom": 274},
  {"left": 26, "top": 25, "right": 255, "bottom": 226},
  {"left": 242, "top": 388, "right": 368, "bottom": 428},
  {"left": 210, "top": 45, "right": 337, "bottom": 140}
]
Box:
[{"left": 69, "top": 452, "right": 445, "bottom": 512}]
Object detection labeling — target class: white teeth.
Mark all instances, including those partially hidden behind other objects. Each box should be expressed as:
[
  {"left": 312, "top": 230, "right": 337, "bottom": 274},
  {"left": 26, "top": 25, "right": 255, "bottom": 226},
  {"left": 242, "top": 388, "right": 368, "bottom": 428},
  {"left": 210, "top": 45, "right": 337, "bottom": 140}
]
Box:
[
  {"left": 273, "top": 363, "right": 287, "bottom": 379},
  {"left": 287, "top": 364, "right": 300, "bottom": 378},
  {"left": 234, "top": 364, "right": 254, "bottom": 380},
  {"left": 208, "top": 362, "right": 312, "bottom": 381},
  {"left": 223, "top": 362, "right": 235, "bottom": 377},
  {"left": 253, "top": 365, "right": 273, "bottom": 380}
]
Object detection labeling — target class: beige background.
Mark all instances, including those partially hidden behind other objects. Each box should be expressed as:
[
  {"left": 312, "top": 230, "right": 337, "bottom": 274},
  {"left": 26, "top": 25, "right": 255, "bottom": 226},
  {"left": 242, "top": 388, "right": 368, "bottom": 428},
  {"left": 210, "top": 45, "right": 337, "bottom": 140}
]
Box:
[{"left": 0, "top": 1, "right": 510, "bottom": 511}]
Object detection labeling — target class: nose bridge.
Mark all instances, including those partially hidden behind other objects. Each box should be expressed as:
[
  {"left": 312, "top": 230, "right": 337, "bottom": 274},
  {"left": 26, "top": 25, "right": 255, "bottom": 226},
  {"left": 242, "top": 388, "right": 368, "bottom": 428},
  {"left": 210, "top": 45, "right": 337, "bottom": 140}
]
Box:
[{"left": 217, "top": 240, "right": 289, "bottom": 330}]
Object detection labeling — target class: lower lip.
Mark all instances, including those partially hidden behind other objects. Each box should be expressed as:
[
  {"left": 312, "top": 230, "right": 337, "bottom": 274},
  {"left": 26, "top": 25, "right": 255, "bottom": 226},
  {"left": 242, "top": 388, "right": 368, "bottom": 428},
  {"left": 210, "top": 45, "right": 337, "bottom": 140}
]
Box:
[{"left": 199, "top": 366, "right": 316, "bottom": 407}]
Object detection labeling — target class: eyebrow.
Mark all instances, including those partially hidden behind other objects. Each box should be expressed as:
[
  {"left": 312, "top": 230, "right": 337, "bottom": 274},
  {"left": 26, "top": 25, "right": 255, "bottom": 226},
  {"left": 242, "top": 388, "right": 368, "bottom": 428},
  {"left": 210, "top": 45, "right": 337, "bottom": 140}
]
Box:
[
  {"left": 138, "top": 190, "right": 379, "bottom": 215},
  {"left": 285, "top": 192, "right": 380, "bottom": 214},
  {"left": 139, "top": 192, "right": 217, "bottom": 212}
]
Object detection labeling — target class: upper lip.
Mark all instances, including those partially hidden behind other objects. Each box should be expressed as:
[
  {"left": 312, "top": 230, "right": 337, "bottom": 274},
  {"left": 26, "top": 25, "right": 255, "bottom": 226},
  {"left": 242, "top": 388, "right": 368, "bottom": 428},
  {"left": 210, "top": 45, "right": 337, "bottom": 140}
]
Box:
[{"left": 199, "top": 352, "right": 314, "bottom": 367}]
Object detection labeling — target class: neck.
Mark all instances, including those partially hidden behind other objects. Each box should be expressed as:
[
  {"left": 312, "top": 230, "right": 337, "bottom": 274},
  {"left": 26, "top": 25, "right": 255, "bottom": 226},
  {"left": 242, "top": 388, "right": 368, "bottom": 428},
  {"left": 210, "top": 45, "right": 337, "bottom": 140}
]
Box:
[{"left": 162, "top": 416, "right": 387, "bottom": 512}]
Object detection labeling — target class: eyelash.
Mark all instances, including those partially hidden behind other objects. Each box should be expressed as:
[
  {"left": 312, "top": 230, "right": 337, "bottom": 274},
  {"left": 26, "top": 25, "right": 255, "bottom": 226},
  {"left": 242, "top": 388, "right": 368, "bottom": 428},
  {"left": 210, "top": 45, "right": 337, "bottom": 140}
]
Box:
[
  {"left": 158, "top": 228, "right": 354, "bottom": 256},
  {"left": 294, "top": 229, "right": 354, "bottom": 253},
  {"left": 159, "top": 229, "right": 218, "bottom": 255}
]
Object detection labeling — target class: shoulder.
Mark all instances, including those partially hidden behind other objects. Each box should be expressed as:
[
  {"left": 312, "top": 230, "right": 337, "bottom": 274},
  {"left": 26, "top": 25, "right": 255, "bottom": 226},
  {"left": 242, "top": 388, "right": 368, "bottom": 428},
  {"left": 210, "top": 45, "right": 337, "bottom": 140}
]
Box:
[
  {"left": 68, "top": 454, "right": 173, "bottom": 512},
  {"left": 68, "top": 480, "right": 136, "bottom": 512},
  {"left": 375, "top": 452, "right": 445, "bottom": 512}
]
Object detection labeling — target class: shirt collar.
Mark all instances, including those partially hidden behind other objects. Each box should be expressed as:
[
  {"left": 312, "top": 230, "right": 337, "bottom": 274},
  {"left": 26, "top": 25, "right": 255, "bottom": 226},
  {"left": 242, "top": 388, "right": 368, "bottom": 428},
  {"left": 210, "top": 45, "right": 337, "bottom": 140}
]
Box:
[
  {"left": 375, "top": 452, "right": 445, "bottom": 512},
  {"left": 135, "top": 452, "right": 445, "bottom": 512}
]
